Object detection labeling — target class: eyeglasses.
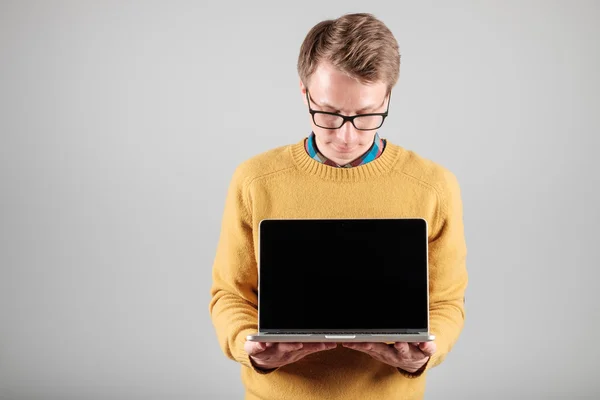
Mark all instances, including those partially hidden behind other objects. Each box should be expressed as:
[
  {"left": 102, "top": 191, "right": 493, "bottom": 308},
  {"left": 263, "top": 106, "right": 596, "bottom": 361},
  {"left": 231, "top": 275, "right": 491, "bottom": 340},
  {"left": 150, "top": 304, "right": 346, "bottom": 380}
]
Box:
[{"left": 305, "top": 88, "right": 391, "bottom": 131}]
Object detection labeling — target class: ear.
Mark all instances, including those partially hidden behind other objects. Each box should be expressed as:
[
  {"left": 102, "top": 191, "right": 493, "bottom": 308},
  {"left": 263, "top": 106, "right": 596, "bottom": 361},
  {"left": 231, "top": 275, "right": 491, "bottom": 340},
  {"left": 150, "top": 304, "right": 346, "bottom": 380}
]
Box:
[{"left": 299, "top": 79, "right": 308, "bottom": 106}]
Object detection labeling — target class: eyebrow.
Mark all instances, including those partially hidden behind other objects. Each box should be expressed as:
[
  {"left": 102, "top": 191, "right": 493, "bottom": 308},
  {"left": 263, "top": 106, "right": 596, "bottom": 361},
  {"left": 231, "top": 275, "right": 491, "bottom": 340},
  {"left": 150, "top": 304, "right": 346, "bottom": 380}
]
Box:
[{"left": 312, "top": 97, "right": 386, "bottom": 114}]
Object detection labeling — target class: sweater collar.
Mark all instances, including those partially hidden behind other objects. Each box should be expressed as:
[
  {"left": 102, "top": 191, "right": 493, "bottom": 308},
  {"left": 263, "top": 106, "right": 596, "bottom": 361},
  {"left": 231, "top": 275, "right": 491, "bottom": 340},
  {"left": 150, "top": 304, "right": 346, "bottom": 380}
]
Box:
[{"left": 304, "top": 131, "right": 386, "bottom": 168}]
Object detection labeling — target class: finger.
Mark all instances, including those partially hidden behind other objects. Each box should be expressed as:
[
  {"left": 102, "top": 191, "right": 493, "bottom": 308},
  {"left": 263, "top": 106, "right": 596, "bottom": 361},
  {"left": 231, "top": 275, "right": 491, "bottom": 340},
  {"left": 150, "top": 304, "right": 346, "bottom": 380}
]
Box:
[
  {"left": 395, "top": 342, "right": 432, "bottom": 361},
  {"left": 255, "top": 342, "right": 268, "bottom": 351},
  {"left": 343, "top": 343, "right": 376, "bottom": 356},
  {"left": 343, "top": 342, "right": 373, "bottom": 351},
  {"left": 250, "top": 342, "right": 302, "bottom": 364},
  {"left": 344, "top": 343, "right": 390, "bottom": 365},
  {"left": 343, "top": 342, "right": 374, "bottom": 351},
  {"left": 364, "top": 342, "right": 390, "bottom": 355},
  {"left": 300, "top": 342, "right": 337, "bottom": 352},
  {"left": 244, "top": 341, "right": 269, "bottom": 356},
  {"left": 278, "top": 342, "right": 304, "bottom": 353},
  {"left": 291, "top": 342, "right": 336, "bottom": 359},
  {"left": 344, "top": 342, "right": 375, "bottom": 351},
  {"left": 418, "top": 341, "right": 437, "bottom": 356},
  {"left": 345, "top": 342, "right": 392, "bottom": 357},
  {"left": 394, "top": 342, "right": 410, "bottom": 355}
]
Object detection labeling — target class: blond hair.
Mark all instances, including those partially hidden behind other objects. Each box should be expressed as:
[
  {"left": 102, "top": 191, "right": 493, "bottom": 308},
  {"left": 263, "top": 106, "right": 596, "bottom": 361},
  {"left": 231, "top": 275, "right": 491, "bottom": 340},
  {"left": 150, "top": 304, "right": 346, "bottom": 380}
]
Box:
[{"left": 297, "top": 13, "right": 400, "bottom": 93}]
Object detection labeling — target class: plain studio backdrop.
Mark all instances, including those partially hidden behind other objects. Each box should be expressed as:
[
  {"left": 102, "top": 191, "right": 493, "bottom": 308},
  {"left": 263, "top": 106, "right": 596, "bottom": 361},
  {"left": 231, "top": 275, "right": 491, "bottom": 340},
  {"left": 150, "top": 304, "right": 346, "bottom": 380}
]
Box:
[{"left": 1, "top": 1, "right": 599, "bottom": 399}]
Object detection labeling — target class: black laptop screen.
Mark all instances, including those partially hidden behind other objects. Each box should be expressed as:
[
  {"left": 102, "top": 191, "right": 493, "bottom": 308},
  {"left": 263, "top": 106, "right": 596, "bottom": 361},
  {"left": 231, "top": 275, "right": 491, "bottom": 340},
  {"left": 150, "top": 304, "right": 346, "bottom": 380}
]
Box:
[{"left": 258, "top": 219, "right": 429, "bottom": 331}]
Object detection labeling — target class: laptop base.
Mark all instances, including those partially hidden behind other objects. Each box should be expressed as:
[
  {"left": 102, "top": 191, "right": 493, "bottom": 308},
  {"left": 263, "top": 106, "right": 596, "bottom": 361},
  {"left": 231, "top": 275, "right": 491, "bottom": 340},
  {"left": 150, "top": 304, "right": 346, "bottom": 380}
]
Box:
[{"left": 246, "top": 333, "right": 435, "bottom": 343}]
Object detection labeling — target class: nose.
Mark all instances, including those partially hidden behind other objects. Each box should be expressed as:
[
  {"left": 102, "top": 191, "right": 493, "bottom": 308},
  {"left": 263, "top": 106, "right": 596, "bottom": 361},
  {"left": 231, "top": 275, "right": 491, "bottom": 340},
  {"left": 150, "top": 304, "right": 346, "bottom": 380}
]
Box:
[{"left": 336, "top": 120, "right": 358, "bottom": 144}]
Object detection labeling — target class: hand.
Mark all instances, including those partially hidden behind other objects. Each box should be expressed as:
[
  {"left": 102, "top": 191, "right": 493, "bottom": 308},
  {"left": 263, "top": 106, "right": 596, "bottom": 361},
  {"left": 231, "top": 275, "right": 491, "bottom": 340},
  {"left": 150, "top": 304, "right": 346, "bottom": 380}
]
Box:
[
  {"left": 342, "top": 341, "right": 436, "bottom": 373},
  {"left": 244, "top": 341, "right": 338, "bottom": 371}
]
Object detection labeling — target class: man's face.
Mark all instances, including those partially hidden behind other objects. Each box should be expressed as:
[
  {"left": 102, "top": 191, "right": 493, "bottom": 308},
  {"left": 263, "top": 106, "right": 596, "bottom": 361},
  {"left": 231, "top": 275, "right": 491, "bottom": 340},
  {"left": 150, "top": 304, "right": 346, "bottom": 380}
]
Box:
[{"left": 300, "top": 62, "right": 389, "bottom": 165}]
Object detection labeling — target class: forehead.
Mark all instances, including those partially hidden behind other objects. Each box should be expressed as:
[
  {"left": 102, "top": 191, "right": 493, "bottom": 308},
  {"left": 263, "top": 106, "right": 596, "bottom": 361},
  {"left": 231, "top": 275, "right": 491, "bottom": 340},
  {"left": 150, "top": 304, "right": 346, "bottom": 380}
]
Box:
[{"left": 308, "top": 63, "right": 388, "bottom": 110}]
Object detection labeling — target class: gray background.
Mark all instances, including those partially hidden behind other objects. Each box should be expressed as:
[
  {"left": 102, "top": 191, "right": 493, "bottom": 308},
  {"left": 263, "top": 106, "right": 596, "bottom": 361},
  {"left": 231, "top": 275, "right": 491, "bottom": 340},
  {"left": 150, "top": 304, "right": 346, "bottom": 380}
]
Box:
[{"left": 1, "top": 1, "right": 599, "bottom": 399}]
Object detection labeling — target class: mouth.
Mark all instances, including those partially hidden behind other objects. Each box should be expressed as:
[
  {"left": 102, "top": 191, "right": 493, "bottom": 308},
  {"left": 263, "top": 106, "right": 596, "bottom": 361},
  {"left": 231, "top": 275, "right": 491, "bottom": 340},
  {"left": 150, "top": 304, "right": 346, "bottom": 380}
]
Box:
[{"left": 331, "top": 144, "right": 356, "bottom": 154}]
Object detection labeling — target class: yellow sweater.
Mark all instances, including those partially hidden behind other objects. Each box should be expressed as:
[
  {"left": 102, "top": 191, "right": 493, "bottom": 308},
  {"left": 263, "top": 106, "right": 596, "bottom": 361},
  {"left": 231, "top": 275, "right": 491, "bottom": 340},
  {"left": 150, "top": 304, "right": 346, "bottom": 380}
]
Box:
[{"left": 209, "top": 138, "right": 468, "bottom": 400}]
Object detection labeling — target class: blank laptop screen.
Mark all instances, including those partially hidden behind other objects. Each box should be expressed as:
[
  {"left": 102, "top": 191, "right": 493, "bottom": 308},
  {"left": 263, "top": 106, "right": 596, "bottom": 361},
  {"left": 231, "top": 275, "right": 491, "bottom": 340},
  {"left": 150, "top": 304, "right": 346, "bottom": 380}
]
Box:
[{"left": 258, "top": 219, "right": 429, "bottom": 331}]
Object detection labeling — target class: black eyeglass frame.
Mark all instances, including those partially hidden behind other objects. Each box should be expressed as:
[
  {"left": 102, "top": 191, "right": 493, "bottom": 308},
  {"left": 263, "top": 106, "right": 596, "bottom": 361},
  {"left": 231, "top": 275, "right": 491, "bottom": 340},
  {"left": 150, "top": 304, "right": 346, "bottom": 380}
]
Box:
[{"left": 305, "top": 88, "right": 392, "bottom": 131}]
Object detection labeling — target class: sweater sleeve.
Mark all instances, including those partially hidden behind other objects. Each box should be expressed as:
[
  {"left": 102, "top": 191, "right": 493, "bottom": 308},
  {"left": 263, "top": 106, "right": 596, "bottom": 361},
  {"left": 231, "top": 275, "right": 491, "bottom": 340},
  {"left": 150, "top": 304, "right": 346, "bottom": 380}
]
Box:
[
  {"left": 208, "top": 166, "right": 278, "bottom": 375},
  {"left": 398, "top": 168, "right": 469, "bottom": 378}
]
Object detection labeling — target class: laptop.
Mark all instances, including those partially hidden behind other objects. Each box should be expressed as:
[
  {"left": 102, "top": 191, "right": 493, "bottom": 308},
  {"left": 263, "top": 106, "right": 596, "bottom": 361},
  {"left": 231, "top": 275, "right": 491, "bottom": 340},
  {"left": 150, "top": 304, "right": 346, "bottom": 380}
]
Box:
[{"left": 246, "top": 218, "right": 435, "bottom": 343}]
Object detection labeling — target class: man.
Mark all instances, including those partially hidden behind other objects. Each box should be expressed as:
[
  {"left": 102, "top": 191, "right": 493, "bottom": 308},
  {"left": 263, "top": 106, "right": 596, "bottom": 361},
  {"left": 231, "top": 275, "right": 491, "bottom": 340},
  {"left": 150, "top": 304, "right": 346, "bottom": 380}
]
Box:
[{"left": 209, "top": 12, "right": 468, "bottom": 400}]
